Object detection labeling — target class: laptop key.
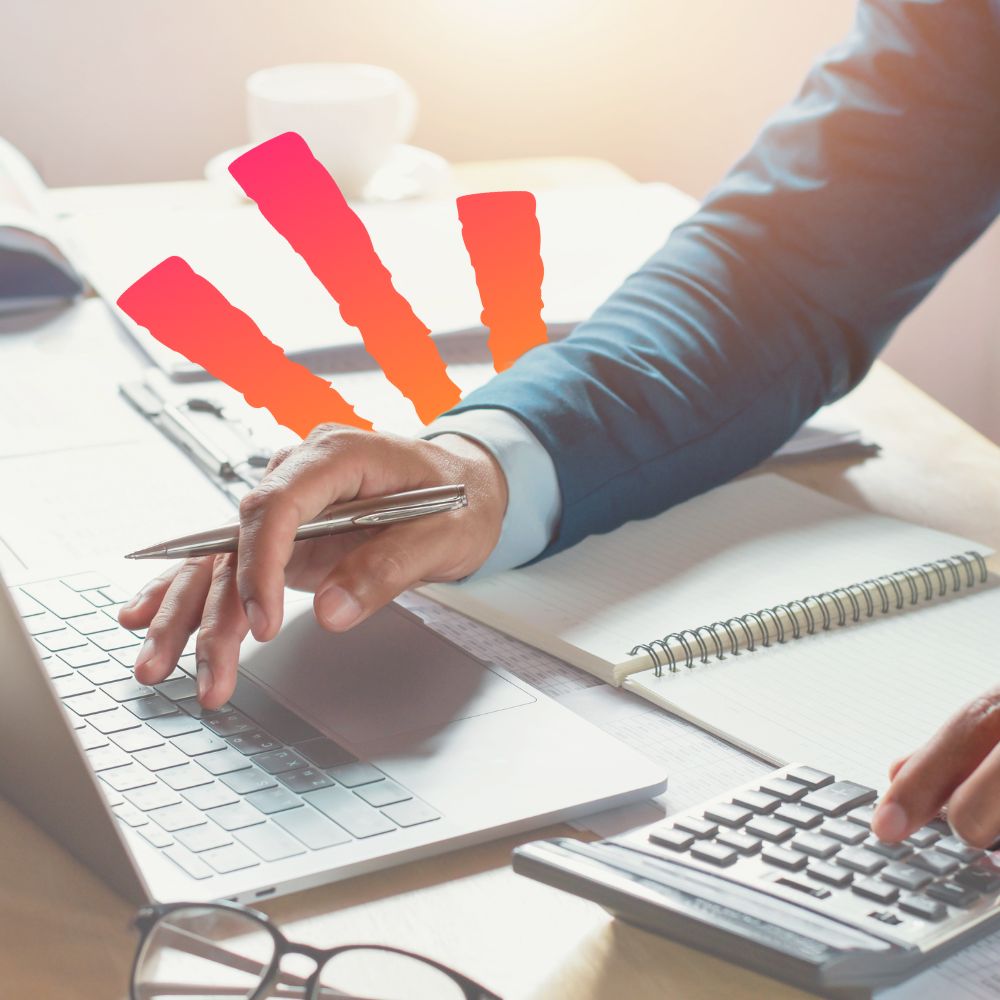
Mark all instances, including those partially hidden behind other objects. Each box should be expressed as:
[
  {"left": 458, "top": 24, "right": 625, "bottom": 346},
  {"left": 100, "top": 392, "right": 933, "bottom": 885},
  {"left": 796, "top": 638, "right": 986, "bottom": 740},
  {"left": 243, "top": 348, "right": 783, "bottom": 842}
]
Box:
[
  {"left": 83, "top": 591, "right": 114, "bottom": 609},
  {"left": 173, "top": 730, "right": 228, "bottom": 757},
  {"left": 64, "top": 690, "right": 117, "bottom": 717},
  {"left": 380, "top": 799, "right": 440, "bottom": 828},
  {"left": 90, "top": 708, "right": 142, "bottom": 734},
  {"left": 221, "top": 767, "right": 277, "bottom": 795},
  {"left": 80, "top": 663, "right": 132, "bottom": 686},
  {"left": 62, "top": 572, "right": 111, "bottom": 592},
  {"left": 113, "top": 803, "right": 149, "bottom": 828},
  {"left": 297, "top": 737, "right": 357, "bottom": 769},
  {"left": 133, "top": 745, "right": 188, "bottom": 772},
  {"left": 207, "top": 802, "right": 267, "bottom": 832},
  {"left": 104, "top": 677, "right": 156, "bottom": 702},
  {"left": 175, "top": 824, "right": 233, "bottom": 853},
  {"left": 273, "top": 807, "right": 352, "bottom": 850},
  {"left": 149, "top": 802, "right": 206, "bottom": 832},
  {"left": 36, "top": 630, "right": 88, "bottom": 653},
  {"left": 12, "top": 590, "right": 45, "bottom": 617},
  {"left": 110, "top": 647, "right": 143, "bottom": 668},
  {"left": 25, "top": 612, "right": 66, "bottom": 636},
  {"left": 125, "top": 695, "right": 178, "bottom": 721},
  {"left": 304, "top": 786, "right": 397, "bottom": 838},
  {"left": 125, "top": 783, "right": 182, "bottom": 811},
  {"left": 254, "top": 749, "right": 310, "bottom": 775},
  {"left": 43, "top": 659, "right": 73, "bottom": 680},
  {"left": 53, "top": 674, "right": 95, "bottom": 699},
  {"left": 228, "top": 730, "right": 282, "bottom": 756},
  {"left": 203, "top": 712, "right": 256, "bottom": 738},
  {"left": 160, "top": 763, "right": 214, "bottom": 791},
  {"left": 91, "top": 628, "right": 143, "bottom": 652},
  {"left": 101, "top": 764, "right": 156, "bottom": 792},
  {"left": 355, "top": 780, "right": 412, "bottom": 808},
  {"left": 235, "top": 822, "right": 308, "bottom": 862},
  {"left": 77, "top": 726, "right": 109, "bottom": 751},
  {"left": 148, "top": 713, "right": 202, "bottom": 738},
  {"left": 58, "top": 646, "right": 111, "bottom": 669},
  {"left": 181, "top": 782, "right": 240, "bottom": 811},
  {"left": 278, "top": 768, "right": 334, "bottom": 794},
  {"left": 201, "top": 843, "right": 260, "bottom": 875},
  {"left": 245, "top": 785, "right": 303, "bottom": 815},
  {"left": 23, "top": 581, "right": 94, "bottom": 618},
  {"left": 180, "top": 698, "right": 232, "bottom": 720},
  {"left": 328, "top": 762, "right": 386, "bottom": 788},
  {"left": 112, "top": 727, "right": 165, "bottom": 753},
  {"left": 87, "top": 746, "right": 132, "bottom": 771},
  {"left": 156, "top": 676, "right": 199, "bottom": 702},
  {"left": 198, "top": 748, "right": 254, "bottom": 777},
  {"left": 138, "top": 825, "right": 174, "bottom": 850},
  {"left": 69, "top": 612, "right": 118, "bottom": 636},
  {"left": 162, "top": 844, "right": 213, "bottom": 880}
]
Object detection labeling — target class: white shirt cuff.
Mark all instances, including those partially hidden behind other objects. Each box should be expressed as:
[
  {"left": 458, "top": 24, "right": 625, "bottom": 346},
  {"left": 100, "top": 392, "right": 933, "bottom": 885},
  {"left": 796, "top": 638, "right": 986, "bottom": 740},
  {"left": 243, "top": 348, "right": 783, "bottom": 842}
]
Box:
[{"left": 423, "top": 409, "right": 561, "bottom": 575}]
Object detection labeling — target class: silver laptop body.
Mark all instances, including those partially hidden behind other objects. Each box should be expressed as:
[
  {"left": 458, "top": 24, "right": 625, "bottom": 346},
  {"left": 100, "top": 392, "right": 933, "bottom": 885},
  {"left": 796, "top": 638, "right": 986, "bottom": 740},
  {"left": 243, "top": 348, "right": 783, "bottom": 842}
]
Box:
[{"left": 0, "top": 569, "right": 667, "bottom": 905}]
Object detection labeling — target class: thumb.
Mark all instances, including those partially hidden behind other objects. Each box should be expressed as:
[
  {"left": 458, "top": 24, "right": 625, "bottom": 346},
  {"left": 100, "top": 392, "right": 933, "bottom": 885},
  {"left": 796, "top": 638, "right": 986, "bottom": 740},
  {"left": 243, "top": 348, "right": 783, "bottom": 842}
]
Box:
[{"left": 312, "top": 523, "right": 439, "bottom": 632}]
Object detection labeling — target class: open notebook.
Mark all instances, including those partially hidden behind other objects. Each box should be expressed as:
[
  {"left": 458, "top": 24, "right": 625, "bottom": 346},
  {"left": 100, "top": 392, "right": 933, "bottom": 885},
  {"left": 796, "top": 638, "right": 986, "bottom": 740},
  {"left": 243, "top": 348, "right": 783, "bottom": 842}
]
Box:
[{"left": 423, "top": 474, "right": 993, "bottom": 685}]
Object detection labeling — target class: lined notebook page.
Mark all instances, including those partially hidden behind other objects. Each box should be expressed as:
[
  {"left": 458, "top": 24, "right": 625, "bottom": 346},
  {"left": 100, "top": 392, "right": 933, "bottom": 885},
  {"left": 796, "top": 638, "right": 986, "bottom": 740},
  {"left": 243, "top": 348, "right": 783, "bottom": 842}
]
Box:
[
  {"left": 626, "top": 582, "right": 1000, "bottom": 788},
  {"left": 424, "top": 475, "right": 988, "bottom": 683}
]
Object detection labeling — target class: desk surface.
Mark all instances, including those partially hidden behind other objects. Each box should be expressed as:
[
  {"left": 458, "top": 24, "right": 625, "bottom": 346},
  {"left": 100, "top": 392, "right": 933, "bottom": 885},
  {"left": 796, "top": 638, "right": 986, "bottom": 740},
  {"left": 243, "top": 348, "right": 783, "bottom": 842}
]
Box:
[{"left": 4, "top": 159, "right": 1000, "bottom": 1000}]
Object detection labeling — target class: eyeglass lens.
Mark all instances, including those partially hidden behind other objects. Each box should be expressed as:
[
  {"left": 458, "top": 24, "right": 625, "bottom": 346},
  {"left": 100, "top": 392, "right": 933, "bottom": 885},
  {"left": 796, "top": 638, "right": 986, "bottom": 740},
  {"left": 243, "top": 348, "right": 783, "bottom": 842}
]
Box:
[
  {"left": 317, "top": 947, "right": 466, "bottom": 1000},
  {"left": 133, "top": 905, "right": 275, "bottom": 1000}
]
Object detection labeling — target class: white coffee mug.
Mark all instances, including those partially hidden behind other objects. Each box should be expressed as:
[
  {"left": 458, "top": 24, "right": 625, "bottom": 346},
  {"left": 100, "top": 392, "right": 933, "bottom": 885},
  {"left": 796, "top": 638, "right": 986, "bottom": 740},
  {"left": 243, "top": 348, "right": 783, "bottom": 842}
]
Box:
[{"left": 246, "top": 63, "right": 418, "bottom": 198}]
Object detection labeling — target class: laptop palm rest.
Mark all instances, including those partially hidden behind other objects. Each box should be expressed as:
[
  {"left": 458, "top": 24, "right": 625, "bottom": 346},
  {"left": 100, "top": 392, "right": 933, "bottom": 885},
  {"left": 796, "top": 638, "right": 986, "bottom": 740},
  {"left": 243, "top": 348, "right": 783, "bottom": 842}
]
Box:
[{"left": 238, "top": 600, "right": 535, "bottom": 748}]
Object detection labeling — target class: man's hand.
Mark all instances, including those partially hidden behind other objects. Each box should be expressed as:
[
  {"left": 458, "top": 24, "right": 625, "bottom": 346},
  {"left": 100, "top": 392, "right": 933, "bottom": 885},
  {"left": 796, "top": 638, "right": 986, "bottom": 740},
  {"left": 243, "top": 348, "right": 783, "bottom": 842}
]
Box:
[
  {"left": 873, "top": 686, "right": 1000, "bottom": 847},
  {"left": 118, "top": 426, "right": 508, "bottom": 710}
]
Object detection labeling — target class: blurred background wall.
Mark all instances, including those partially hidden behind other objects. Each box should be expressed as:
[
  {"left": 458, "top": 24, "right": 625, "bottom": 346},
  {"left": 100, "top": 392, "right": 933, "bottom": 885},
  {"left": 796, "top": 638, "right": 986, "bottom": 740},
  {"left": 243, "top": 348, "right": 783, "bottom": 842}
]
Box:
[{"left": 2, "top": 0, "right": 997, "bottom": 440}]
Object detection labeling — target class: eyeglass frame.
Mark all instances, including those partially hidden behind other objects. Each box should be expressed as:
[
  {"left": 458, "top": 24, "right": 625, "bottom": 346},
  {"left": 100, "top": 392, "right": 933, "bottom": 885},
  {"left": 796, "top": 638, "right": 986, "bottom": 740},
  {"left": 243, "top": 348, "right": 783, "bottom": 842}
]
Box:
[{"left": 130, "top": 900, "right": 503, "bottom": 1000}]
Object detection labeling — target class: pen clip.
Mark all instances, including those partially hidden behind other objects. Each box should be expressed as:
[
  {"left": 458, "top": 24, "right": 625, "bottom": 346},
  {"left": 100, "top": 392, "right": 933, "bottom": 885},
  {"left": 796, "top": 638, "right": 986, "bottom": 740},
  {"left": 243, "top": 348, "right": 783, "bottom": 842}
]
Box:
[{"left": 351, "top": 496, "right": 467, "bottom": 527}]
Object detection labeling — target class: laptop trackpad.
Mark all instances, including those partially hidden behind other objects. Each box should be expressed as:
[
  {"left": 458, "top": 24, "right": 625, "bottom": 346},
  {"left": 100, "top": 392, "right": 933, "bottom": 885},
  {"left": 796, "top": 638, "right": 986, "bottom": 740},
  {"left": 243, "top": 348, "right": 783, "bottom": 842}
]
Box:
[{"left": 238, "top": 600, "right": 534, "bottom": 745}]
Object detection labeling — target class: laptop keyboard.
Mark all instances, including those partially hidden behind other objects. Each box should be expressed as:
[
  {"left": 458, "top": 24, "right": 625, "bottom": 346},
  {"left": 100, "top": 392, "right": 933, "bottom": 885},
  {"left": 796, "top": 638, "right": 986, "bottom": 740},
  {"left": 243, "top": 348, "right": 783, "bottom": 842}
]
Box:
[{"left": 14, "top": 574, "right": 442, "bottom": 881}]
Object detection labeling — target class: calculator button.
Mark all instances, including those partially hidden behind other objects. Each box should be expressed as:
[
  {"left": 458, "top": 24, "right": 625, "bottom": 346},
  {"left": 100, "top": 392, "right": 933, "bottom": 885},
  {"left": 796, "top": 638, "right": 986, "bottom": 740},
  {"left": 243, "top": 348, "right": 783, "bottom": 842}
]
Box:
[
  {"left": 716, "top": 830, "right": 761, "bottom": 856},
  {"left": 745, "top": 817, "right": 794, "bottom": 843},
  {"left": 732, "top": 790, "right": 781, "bottom": 814},
  {"left": 823, "top": 819, "right": 868, "bottom": 845},
  {"left": 936, "top": 836, "right": 984, "bottom": 863},
  {"left": 880, "top": 862, "right": 933, "bottom": 891},
  {"left": 867, "top": 839, "right": 912, "bottom": 861},
  {"left": 898, "top": 895, "right": 947, "bottom": 922},
  {"left": 774, "top": 804, "right": 823, "bottom": 830},
  {"left": 955, "top": 862, "right": 1000, "bottom": 894},
  {"left": 907, "top": 826, "right": 942, "bottom": 849},
  {"left": 848, "top": 804, "right": 877, "bottom": 828},
  {"left": 853, "top": 878, "right": 898, "bottom": 904},
  {"left": 801, "top": 781, "right": 877, "bottom": 817},
  {"left": 759, "top": 777, "right": 807, "bottom": 802},
  {"left": 837, "top": 847, "right": 887, "bottom": 875},
  {"left": 691, "top": 841, "right": 738, "bottom": 867},
  {"left": 673, "top": 816, "right": 718, "bottom": 840},
  {"left": 703, "top": 803, "right": 753, "bottom": 828},
  {"left": 761, "top": 846, "right": 807, "bottom": 871},
  {"left": 911, "top": 850, "right": 960, "bottom": 877},
  {"left": 926, "top": 880, "right": 981, "bottom": 908},
  {"left": 784, "top": 766, "right": 835, "bottom": 789},
  {"left": 792, "top": 832, "right": 840, "bottom": 860},
  {"left": 808, "top": 862, "right": 853, "bottom": 888},
  {"left": 649, "top": 827, "right": 695, "bottom": 851}
]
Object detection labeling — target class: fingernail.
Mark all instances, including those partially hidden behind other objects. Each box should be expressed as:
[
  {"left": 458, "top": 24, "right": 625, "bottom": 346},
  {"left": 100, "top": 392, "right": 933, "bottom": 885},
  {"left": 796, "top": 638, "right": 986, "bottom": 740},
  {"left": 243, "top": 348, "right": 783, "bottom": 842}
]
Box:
[
  {"left": 318, "top": 585, "right": 363, "bottom": 631},
  {"left": 196, "top": 659, "right": 212, "bottom": 701},
  {"left": 874, "top": 801, "right": 908, "bottom": 841},
  {"left": 134, "top": 636, "right": 156, "bottom": 671},
  {"left": 245, "top": 600, "right": 267, "bottom": 640}
]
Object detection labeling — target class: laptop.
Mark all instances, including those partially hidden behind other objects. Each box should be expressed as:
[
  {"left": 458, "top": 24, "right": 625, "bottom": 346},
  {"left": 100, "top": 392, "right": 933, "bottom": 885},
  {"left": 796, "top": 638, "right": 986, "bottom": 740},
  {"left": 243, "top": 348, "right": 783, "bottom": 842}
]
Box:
[{"left": 0, "top": 567, "right": 667, "bottom": 905}]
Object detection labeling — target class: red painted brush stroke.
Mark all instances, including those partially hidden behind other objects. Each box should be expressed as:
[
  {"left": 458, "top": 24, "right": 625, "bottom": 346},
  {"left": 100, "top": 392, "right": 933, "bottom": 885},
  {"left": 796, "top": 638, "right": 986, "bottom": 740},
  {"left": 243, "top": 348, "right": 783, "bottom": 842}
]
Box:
[
  {"left": 456, "top": 191, "right": 547, "bottom": 371},
  {"left": 229, "top": 132, "right": 461, "bottom": 424},
  {"left": 117, "top": 257, "right": 371, "bottom": 436}
]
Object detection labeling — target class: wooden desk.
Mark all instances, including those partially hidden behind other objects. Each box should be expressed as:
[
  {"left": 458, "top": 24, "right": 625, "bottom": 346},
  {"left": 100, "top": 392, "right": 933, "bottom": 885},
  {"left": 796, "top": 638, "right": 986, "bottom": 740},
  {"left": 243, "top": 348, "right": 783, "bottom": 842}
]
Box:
[{"left": 4, "top": 161, "right": 1000, "bottom": 1000}]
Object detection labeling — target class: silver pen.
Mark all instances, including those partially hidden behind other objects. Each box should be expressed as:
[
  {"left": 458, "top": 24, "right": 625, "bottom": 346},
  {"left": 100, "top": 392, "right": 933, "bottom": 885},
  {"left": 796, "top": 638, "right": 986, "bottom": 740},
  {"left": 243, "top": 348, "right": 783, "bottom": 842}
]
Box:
[{"left": 125, "top": 484, "right": 467, "bottom": 560}]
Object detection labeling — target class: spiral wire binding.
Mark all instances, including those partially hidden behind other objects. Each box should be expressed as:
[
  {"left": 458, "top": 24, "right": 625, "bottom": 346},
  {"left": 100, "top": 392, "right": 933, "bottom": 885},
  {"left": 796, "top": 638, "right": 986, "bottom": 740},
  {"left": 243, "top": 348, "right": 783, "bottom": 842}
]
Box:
[{"left": 629, "top": 551, "right": 989, "bottom": 677}]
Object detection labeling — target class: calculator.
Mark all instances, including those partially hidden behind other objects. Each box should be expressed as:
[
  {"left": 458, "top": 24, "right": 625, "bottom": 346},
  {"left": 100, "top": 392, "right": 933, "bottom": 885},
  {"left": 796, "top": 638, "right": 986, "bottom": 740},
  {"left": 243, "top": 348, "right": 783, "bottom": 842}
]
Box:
[{"left": 512, "top": 765, "right": 1000, "bottom": 998}]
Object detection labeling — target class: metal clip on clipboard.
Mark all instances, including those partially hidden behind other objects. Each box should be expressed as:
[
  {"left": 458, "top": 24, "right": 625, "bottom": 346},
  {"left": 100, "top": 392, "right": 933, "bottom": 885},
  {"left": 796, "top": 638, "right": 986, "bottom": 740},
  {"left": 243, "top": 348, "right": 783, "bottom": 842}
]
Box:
[{"left": 120, "top": 373, "right": 273, "bottom": 504}]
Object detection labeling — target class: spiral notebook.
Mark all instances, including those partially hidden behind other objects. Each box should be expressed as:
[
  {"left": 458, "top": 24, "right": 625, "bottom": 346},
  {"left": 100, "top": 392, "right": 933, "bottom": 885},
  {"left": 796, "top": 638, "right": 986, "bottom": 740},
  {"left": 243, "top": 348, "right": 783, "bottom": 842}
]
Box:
[{"left": 423, "top": 474, "right": 993, "bottom": 685}]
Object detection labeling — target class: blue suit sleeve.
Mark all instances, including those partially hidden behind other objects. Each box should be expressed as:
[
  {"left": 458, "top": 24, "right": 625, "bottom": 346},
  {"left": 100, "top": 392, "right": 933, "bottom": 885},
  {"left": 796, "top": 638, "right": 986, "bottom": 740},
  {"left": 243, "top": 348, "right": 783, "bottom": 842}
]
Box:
[{"left": 445, "top": 0, "right": 1000, "bottom": 559}]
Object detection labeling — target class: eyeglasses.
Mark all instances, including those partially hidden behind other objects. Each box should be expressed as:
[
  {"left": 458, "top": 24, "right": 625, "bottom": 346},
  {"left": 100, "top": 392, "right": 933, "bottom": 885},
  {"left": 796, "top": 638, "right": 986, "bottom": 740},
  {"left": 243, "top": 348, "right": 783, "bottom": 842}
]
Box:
[{"left": 130, "top": 901, "right": 502, "bottom": 1000}]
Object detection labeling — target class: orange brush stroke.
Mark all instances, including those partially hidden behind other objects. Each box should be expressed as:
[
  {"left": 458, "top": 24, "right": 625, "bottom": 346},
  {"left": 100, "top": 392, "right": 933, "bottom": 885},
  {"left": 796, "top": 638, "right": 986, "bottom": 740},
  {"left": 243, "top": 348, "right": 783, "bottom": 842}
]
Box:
[
  {"left": 456, "top": 191, "right": 547, "bottom": 371},
  {"left": 117, "top": 257, "right": 371, "bottom": 437},
  {"left": 229, "top": 133, "right": 460, "bottom": 424}
]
